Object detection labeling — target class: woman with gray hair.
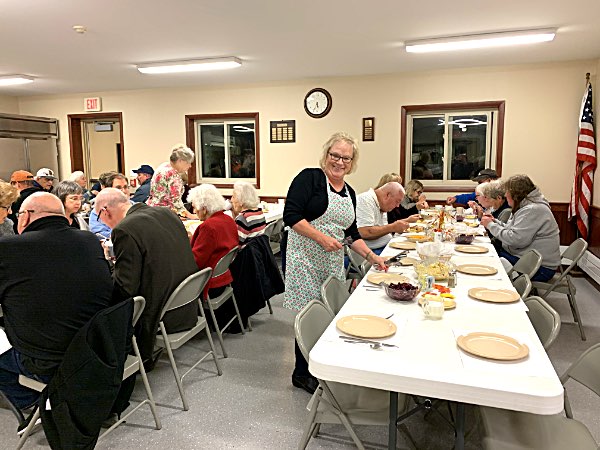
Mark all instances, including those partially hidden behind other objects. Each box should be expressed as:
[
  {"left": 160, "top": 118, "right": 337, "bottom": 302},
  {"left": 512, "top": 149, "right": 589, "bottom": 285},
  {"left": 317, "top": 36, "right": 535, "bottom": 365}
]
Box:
[
  {"left": 231, "top": 181, "right": 266, "bottom": 245},
  {"left": 469, "top": 180, "right": 510, "bottom": 221},
  {"left": 147, "top": 144, "right": 197, "bottom": 219},
  {"left": 69, "top": 170, "right": 91, "bottom": 204},
  {"left": 53, "top": 181, "right": 90, "bottom": 230}
]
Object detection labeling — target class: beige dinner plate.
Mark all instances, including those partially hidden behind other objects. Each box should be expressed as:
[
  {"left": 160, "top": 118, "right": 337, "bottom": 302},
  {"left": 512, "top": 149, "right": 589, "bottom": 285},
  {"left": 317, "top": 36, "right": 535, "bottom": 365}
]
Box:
[
  {"left": 418, "top": 297, "right": 456, "bottom": 309},
  {"left": 337, "top": 315, "right": 397, "bottom": 339},
  {"left": 456, "top": 332, "right": 529, "bottom": 360},
  {"left": 456, "top": 264, "right": 498, "bottom": 276},
  {"left": 405, "top": 234, "right": 433, "bottom": 243},
  {"left": 390, "top": 241, "right": 417, "bottom": 250},
  {"left": 366, "top": 273, "right": 410, "bottom": 285},
  {"left": 455, "top": 245, "right": 489, "bottom": 254},
  {"left": 399, "top": 257, "right": 419, "bottom": 266},
  {"left": 468, "top": 288, "right": 520, "bottom": 303}
]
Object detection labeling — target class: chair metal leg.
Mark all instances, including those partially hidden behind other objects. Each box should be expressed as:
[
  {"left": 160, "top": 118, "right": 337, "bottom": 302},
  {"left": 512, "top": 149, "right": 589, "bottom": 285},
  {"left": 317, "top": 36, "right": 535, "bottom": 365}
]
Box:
[
  {"left": 159, "top": 323, "right": 189, "bottom": 411},
  {"left": 247, "top": 317, "right": 253, "bottom": 332},
  {"left": 230, "top": 293, "right": 246, "bottom": 335},
  {"left": 206, "top": 302, "right": 228, "bottom": 358},
  {"left": 16, "top": 407, "right": 40, "bottom": 450},
  {"left": 267, "top": 298, "right": 273, "bottom": 314},
  {"left": 567, "top": 292, "right": 586, "bottom": 341},
  {"left": 135, "top": 339, "right": 162, "bottom": 429},
  {"left": 203, "top": 326, "right": 223, "bottom": 376}
]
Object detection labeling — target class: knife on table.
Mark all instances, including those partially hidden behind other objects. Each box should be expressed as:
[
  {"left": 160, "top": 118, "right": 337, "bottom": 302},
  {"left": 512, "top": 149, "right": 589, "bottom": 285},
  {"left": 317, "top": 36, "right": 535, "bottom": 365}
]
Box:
[{"left": 338, "top": 335, "right": 398, "bottom": 348}]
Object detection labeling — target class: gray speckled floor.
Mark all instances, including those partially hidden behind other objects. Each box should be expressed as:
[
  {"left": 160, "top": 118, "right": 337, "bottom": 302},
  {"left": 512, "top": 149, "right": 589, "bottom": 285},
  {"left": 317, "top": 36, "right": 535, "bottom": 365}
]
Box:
[{"left": 1, "top": 277, "right": 599, "bottom": 449}]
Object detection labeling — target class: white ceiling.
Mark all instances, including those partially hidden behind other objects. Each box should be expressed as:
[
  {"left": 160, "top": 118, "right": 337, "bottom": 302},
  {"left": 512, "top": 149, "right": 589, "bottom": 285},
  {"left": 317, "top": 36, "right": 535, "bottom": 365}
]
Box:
[{"left": 2, "top": 0, "right": 600, "bottom": 97}]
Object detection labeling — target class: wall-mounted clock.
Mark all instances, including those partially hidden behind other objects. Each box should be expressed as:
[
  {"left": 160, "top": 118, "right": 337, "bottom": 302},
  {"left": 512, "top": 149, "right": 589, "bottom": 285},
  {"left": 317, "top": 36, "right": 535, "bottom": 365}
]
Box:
[{"left": 304, "top": 88, "right": 332, "bottom": 118}]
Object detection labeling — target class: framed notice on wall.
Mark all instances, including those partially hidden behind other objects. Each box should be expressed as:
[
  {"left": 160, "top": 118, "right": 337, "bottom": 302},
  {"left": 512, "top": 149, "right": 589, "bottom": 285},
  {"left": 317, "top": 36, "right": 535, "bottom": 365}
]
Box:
[
  {"left": 362, "top": 117, "right": 375, "bottom": 141},
  {"left": 270, "top": 120, "right": 296, "bottom": 143}
]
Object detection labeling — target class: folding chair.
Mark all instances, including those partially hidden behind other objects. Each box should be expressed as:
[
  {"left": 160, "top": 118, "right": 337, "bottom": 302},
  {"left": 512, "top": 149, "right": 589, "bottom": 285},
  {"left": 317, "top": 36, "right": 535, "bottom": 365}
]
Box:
[
  {"left": 512, "top": 274, "right": 532, "bottom": 299},
  {"left": 295, "top": 300, "right": 409, "bottom": 449},
  {"left": 479, "top": 343, "right": 600, "bottom": 450},
  {"left": 268, "top": 218, "right": 284, "bottom": 255},
  {"left": 505, "top": 249, "right": 542, "bottom": 280},
  {"left": 524, "top": 296, "right": 561, "bottom": 350},
  {"left": 344, "top": 247, "right": 372, "bottom": 291},
  {"left": 155, "top": 268, "right": 222, "bottom": 411},
  {"left": 531, "top": 238, "right": 588, "bottom": 341},
  {"left": 263, "top": 221, "right": 275, "bottom": 238},
  {"left": 203, "top": 247, "right": 245, "bottom": 358},
  {"left": 320, "top": 275, "right": 350, "bottom": 315}
]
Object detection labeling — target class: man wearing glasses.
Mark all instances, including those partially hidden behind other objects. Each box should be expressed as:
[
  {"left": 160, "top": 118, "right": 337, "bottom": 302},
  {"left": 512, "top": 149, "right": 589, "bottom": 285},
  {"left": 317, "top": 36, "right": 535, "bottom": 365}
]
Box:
[
  {"left": 0, "top": 193, "right": 112, "bottom": 412},
  {"left": 89, "top": 173, "right": 131, "bottom": 239}
]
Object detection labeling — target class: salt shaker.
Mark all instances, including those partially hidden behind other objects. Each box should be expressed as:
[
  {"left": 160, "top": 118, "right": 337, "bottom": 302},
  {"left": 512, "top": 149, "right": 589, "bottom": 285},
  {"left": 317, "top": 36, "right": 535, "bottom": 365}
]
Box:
[{"left": 447, "top": 269, "right": 457, "bottom": 288}]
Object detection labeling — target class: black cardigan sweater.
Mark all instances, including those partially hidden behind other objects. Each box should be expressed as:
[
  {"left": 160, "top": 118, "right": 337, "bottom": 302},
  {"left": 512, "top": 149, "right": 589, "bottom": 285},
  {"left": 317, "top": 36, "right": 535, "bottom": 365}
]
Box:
[{"left": 283, "top": 168, "right": 361, "bottom": 242}]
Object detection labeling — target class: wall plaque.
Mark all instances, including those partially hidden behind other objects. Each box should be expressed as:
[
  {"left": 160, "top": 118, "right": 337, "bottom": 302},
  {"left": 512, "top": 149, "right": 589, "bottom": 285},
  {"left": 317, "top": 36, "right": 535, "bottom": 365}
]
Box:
[
  {"left": 270, "top": 120, "right": 296, "bottom": 143},
  {"left": 362, "top": 117, "right": 375, "bottom": 141}
]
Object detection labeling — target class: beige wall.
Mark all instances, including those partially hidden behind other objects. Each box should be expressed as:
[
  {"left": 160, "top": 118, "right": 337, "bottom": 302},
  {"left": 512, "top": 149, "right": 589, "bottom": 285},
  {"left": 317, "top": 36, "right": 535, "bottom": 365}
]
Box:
[
  {"left": 17, "top": 59, "right": 597, "bottom": 202},
  {"left": 0, "top": 94, "right": 19, "bottom": 114}
]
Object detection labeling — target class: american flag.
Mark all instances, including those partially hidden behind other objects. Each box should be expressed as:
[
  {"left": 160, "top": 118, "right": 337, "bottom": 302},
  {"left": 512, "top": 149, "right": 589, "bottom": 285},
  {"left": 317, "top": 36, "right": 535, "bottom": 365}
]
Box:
[{"left": 568, "top": 81, "right": 597, "bottom": 240}]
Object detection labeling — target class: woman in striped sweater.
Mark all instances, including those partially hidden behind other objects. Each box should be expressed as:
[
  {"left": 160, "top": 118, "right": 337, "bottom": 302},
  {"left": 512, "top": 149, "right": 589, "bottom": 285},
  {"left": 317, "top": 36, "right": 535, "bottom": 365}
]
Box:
[{"left": 231, "top": 181, "right": 266, "bottom": 246}]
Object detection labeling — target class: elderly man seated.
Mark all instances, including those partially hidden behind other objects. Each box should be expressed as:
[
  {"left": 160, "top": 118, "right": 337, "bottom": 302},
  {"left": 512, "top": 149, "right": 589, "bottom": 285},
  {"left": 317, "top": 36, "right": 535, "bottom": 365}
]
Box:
[
  {"left": 94, "top": 187, "right": 199, "bottom": 369},
  {"left": 356, "top": 182, "right": 418, "bottom": 254},
  {"left": 0, "top": 193, "right": 112, "bottom": 411}
]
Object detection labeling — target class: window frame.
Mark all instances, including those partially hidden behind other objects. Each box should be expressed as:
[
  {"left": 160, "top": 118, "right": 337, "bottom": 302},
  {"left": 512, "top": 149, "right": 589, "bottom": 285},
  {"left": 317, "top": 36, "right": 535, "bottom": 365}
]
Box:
[
  {"left": 185, "top": 112, "right": 260, "bottom": 188},
  {"left": 400, "top": 101, "right": 505, "bottom": 193}
]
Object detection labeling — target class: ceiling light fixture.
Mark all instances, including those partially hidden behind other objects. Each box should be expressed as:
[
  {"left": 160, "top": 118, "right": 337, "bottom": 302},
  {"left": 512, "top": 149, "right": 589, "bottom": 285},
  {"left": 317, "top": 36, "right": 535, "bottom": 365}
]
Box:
[
  {"left": 137, "top": 57, "right": 242, "bottom": 74},
  {"left": 405, "top": 28, "right": 556, "bottom": 53},
  {"left": 0, "top": 75, "right": 35, "bottom": 86}
]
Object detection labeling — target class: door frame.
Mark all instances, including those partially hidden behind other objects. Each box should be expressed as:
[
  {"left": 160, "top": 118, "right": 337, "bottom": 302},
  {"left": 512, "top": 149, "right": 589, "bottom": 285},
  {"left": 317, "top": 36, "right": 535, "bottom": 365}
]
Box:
[{"left": 67, "top": 112, "right": 124, "bottom": 174}]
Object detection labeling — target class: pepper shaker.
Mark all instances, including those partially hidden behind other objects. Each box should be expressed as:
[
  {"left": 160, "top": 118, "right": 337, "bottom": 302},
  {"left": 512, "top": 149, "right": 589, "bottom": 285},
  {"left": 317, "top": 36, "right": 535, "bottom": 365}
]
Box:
[{"left": 448, "top": 269, "right": 457, "bottom": 288}]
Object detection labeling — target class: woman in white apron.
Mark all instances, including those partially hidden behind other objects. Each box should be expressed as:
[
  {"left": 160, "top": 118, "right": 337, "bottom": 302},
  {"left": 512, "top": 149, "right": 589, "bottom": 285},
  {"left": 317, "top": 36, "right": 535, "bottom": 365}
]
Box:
[{"left": 282, "top": 132, "right": 387, "bottom": 394}]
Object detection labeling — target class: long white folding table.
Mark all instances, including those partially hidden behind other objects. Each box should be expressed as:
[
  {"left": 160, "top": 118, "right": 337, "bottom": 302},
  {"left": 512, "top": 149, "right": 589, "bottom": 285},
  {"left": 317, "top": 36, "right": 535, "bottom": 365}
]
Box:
[{"left": 309, "top": 234, "right": 564, "bottom": 449}]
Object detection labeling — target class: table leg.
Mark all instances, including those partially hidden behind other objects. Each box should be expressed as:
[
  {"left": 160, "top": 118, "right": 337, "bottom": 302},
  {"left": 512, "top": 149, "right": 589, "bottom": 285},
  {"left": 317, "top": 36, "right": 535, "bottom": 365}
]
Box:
[
  {"left": 454, "top": 402, "right": 465, "bottom": 450},
  {"left": 389, "top": 391, "right": 397, "bottom": 450}
]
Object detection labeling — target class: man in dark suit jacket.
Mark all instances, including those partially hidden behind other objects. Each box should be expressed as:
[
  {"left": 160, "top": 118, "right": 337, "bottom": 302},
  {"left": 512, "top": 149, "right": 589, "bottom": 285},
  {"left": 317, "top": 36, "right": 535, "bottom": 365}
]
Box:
[
  {"left": 94, "top": 188, "right": 199, "bottom": 367},
  {"left": 0, "top": 193, "right": 113, "bottom": 409}
]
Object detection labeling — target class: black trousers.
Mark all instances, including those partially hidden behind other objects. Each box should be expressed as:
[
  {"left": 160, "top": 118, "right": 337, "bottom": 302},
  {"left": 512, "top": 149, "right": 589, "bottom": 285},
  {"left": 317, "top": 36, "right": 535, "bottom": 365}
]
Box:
[{"left": 293, "top": 339, "right": 311, "bottom": 377}]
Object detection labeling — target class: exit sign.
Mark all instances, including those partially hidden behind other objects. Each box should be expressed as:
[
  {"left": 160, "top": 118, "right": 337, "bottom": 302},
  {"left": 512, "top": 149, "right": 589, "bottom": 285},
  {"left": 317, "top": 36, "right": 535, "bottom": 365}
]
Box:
[{"left": 84, "top": 97, "right": 102, "bottom": 112}]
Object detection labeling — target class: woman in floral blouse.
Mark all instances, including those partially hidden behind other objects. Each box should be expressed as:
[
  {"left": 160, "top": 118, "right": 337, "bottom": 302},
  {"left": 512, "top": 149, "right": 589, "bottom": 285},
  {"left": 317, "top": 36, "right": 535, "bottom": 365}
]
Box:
[{"left": 147, "top": 144, "right": 197, "bottom": 219}]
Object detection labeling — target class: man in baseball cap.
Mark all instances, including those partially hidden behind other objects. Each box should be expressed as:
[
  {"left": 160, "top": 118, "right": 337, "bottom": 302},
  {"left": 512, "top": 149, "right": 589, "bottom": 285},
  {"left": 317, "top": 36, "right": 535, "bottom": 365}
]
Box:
[
  {"left": 446, "top": 168, "right": 499, "bottom": 205},
  {"left": 8, "top": 170, "right": 43, "bottom": 232},
  {"left": 34, "top": 168, "right": 57, "bottom": 192},
  {"left": 131, "top": 164, "right": 154, "bottom": 203}
]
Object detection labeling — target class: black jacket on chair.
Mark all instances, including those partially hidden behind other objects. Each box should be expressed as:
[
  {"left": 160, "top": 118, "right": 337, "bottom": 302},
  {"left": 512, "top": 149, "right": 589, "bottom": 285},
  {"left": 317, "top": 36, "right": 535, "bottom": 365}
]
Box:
[
  {"left": 39, "top": 299, "right": 133, "bottom": 450},
  {"left": 230, "top": 235, "right": 284, "bottom": 323}
]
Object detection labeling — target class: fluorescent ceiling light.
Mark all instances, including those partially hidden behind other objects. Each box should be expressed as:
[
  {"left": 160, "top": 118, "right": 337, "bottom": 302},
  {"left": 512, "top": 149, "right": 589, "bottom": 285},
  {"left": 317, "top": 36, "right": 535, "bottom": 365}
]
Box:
[
  {"left": 0, "top": 75, "right": 35, "bottom": 86},
  {"left": 137, "top": 57, "right": 242, "bottom": 74},
  {"left": 405, "top": 29, "right": 556, "bottom": 53}
]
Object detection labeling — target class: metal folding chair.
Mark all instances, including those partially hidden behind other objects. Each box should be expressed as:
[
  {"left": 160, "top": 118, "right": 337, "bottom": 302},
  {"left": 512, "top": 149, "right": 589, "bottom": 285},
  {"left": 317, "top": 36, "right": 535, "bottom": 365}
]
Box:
[
  {"left": 524, "top": 296, "right": 561, "bottom": 350},
  {"left": 320, "top": 275, "right": 350, "bottom": 315}
]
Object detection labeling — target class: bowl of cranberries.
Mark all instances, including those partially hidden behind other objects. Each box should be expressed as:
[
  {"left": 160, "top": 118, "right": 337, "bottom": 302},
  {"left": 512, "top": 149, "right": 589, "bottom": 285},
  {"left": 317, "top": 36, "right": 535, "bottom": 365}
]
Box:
[{"left": 383, "top": 282, "right": 420, "bottom": 301}]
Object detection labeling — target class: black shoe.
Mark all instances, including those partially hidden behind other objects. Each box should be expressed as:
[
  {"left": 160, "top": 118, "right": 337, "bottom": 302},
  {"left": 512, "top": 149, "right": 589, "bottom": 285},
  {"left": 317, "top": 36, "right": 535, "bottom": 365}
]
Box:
[{"left": 292, "top": 375, "right": 318, "bottom": 394}]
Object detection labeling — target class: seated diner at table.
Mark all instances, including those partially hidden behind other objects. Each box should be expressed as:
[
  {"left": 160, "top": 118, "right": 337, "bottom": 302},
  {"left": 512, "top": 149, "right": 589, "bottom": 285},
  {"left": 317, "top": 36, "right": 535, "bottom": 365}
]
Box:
[
  {"left": 52, "top": 180, "right": 90, "bottom": 230},
  {"left": 468, "top": 179, "right": 510, "bottom": 220},
  {"left": 388, "top": 179, "right": 428, "bottom": 223},
  {"left": 188, "top": 184, "right": 241, "bottom": 331},
  {"left": 230, "top": 180, "right": 266, "bottom": 246},
  {"left": 480, "top": 174, "right": 560, "bottom": 282},
  {"left": 446, "top": 168, "right": 498, "bottom": 205},
  {"left": 0, "top": 180, "right": 18, "bottom": 237}
]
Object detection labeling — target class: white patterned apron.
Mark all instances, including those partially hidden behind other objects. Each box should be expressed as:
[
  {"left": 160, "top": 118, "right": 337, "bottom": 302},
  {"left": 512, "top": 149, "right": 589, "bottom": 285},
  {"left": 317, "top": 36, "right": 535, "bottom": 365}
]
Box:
[{"left": 283, "top": 179, "right": 355, "bottom": 312}]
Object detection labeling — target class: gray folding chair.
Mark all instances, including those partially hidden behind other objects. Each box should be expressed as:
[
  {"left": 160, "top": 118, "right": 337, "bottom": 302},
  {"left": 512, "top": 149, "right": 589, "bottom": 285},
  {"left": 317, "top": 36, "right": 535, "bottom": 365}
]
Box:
[
  {"left": 344, "top": 246, "right": 372, "bottom": 285},
  {"left": 512, "top": 274, "right": 532, "bottom": 299},
  {"left": 320, "top": 275, "right": 350, "bottom": 315},
  {"left": 263, "top": 221, "right": 275, "bottom": 238},
  {"left": 155, "top": 268, "right": 222, "bottom": 411},
  {"left": 294, "top": 300, "right": 410, "bottom": 450},
  {"left": 524, "top": 296, "right": 561, "bottom": 350},
  {"left": 269, "top": 218, "right": 284, "bottom": 255},
  {"left": 17, "top": 297, "right": 162, "bottom": 448},
  {"left": 203, "top": 247, "right": 245, "bottom": 358},
  {"left": 505, "top": 249, "right": 542, "bottom": 280},
  {"left": 479, "top": 343, "right": 600, "bottom": 450},
  {"left": 496, "top": 208, "right": 511, "bottom": 224},
  {"left": 531, "top": 238, "right": 588, "bottom": 341}
]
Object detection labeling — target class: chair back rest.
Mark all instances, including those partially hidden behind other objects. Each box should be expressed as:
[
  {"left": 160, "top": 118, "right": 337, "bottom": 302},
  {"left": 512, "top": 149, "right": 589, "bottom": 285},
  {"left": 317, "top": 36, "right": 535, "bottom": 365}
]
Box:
[
  {"left": 294, "top": 300, "right": 334, "bottom": 361},
  {"left": 159, "top": 268, "right": 212, "bottom": 318},
  {"left": 271, "top": 218, "right": 284, "bottom": 237},
  {"left": 561, "top": 238, "right": 588, "bottom": 270},
  {"left": 345, "top": 246, "right": 367, "bottom": 277},
  {"left": 497, "top": 208, "right": 511, "bottom": 224},
  {"left": 512, "top": 274, "right": 532, "bottom": 299},
  {"left": 212, "top": 246, "right": 239, "bottom": 278},
  {"left": 511, "top": 249, "right": 542, "bottom": 279},
  {"left": 263, "top": 221, "right": 275, "bottom": 237},
  {"left": 321, "top": 275, "right": 350, "bottom": 315},
  {"left": 560, "top": 343, "right": 600, "bottom": 397},
  {"left": 131, "top": 296, "right": 146, "bottom": 327},
  {"left": 525, "top": 296, "right": 561, "bottom": 350}
]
